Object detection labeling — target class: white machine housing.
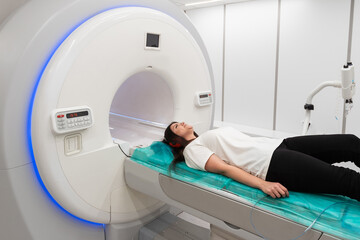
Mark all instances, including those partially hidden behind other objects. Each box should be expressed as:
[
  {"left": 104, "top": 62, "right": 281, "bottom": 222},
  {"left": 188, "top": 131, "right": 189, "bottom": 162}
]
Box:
[
  {"left": 32, "top": 7, "right": 214, "bottom": 223},
  {"left": 0, "top": 0, "right": 214, "bottom": 239}
]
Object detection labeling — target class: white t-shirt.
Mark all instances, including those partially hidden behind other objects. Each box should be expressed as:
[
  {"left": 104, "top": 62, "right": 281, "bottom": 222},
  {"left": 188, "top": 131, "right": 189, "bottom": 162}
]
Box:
[{"left": 183, "top": 127, "right": 283, "bottom": 180}]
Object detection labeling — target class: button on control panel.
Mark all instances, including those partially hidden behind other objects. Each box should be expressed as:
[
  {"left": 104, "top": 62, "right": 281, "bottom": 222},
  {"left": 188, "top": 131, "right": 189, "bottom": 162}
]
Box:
[{"left": 52, "top": 106, "right": 93, "bottom": 134}]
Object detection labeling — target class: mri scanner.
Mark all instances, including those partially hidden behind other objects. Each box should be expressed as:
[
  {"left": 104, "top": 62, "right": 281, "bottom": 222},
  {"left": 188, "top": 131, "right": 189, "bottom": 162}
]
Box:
[
  {"left": 0, "top": 0, "right": 213, "bottom": 239},
  {"left": 1, "top": 1, "right": 359, "bottom": 240}
]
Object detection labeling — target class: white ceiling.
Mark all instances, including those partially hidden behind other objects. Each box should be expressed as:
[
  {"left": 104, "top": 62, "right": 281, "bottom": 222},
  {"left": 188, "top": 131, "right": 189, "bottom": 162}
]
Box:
[{"left": 171, "top": 0, "right": 251, "bottom": 10}]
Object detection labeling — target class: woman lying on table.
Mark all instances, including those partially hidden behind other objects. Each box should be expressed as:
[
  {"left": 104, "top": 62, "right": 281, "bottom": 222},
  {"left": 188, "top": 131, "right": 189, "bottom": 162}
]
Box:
[{"left": 163, "top": 122, "right": 360, "bottom": 201}]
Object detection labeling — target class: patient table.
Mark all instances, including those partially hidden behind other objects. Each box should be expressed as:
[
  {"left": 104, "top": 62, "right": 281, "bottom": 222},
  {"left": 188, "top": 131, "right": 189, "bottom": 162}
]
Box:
[{"left": 125, "top": 142, "right": 360, "bottom": 240}]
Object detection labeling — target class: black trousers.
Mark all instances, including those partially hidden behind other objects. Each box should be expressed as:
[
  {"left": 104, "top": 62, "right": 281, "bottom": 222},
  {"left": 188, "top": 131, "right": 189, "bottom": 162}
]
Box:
[{"left": 266, "top": 134, "right": 360, "bottom": 201}]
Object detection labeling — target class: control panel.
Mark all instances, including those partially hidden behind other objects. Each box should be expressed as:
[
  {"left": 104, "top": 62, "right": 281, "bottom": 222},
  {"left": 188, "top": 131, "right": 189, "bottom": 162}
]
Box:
[
  {"left": 194, "top": 91, "right": 213, "bottom": 107},
  {"left": 51, "top": 106, "right": 93, "bottom": 134}
]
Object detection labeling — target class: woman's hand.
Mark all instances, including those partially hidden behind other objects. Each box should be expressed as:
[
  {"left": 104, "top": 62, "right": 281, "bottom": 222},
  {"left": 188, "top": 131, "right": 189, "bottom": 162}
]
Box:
[{"left": 260, "top": 181, "right": 289, "bottom": 199}]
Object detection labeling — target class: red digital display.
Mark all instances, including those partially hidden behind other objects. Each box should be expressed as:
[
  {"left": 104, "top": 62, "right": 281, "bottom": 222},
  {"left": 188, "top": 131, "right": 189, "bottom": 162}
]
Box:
[{"left": 66, "top": 111, "right": 88, "bottom": 119}]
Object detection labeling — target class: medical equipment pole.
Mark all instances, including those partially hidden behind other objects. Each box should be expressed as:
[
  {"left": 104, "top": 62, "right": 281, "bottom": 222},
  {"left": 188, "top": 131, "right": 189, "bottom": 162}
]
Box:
[
  {"left": 302, "top": 65, "right": 355, "bottom": 135},
  {"left": 302, "top": 81, "right": 342, "bottom": 135},
  {"left": 342, "top": 0, "right": 355, "bottom": 134}
]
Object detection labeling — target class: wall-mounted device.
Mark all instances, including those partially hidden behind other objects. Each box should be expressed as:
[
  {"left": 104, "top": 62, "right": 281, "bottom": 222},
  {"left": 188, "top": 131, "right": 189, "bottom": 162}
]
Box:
[{"left": 302, "top": 63, "right": 355, "bottom": 135}]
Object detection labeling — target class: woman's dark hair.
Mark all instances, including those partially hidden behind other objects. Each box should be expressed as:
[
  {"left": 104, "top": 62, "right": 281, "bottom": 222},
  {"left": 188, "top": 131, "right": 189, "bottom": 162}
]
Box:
[{"left": 163, "top": 121, "right": 198, "bottom": 173}]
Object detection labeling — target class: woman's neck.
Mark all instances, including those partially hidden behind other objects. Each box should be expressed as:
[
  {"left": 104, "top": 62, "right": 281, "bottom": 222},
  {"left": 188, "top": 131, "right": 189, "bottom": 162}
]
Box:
[{"left": 185, "top": 133, "right": 196, "bottom": 141}]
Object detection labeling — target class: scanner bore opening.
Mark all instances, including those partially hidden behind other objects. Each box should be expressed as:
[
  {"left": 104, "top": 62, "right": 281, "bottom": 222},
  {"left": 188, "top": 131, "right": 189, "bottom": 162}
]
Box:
[{"left": 109, "top": 71, "right": 174, "bottom": 147}]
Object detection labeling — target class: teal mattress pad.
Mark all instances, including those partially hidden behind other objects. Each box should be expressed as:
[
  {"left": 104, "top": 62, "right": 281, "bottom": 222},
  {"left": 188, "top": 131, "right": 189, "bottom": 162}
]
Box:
[{"left": 131, "top": 141, "right": 360, "bottom": 239}]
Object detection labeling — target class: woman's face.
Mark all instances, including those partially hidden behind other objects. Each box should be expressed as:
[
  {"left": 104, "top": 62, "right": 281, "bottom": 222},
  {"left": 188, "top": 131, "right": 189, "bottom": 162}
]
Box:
[{"left": 170, "top": 122, "right": 193, "bottom": 139}]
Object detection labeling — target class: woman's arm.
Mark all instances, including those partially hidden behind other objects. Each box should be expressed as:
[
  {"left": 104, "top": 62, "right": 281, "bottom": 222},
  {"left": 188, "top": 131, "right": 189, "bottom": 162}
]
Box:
[{"left": 205, "top": 154, "right": 289, "bottom": 198}]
